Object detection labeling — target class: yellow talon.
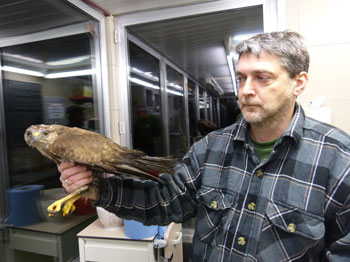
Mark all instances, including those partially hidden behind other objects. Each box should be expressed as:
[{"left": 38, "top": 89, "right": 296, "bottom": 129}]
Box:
[
  {"left": 47, "top": 192, "right": 80, "bottom": 216},
  {"left": 47, "top": 200, "right": 64, "bottom": 215},
  {"left": 62, "top": 195, "right": 81, "bottom": 216}
]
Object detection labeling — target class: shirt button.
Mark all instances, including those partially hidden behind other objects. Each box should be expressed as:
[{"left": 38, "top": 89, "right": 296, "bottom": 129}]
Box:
[
  {"left": 247, "top": 202, "right": 256, "bottom": 211},
  {"left": 237, "top": 237, "right": 246, "bottom": 246},
  {"left": 210, "top": 201, "right": 218, "bottom": 209},
  {"left": 287, "top": 223, "right": 296, "bottom": 233},
  {"left": 256, "top": 169, "right": 264, "bottom": 177}
]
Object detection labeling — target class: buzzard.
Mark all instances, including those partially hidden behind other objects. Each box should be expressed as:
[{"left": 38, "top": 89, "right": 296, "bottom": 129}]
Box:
[{"left": 24, "top": 124, "right": 175, "bottom": 217}]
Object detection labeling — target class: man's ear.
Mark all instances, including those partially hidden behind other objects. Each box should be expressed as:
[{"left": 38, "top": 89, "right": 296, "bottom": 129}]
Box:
[{"left": 293, "top": 71, "right": 308, "bottom": 96}]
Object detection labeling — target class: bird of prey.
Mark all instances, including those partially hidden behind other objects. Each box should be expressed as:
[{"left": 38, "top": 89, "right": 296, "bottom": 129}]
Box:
[
  {"left": 24, "top": 124, "right": 175, "bottom": 217},
  {"left": 197, "top": 119, "right": 217, "bottom": 136}
]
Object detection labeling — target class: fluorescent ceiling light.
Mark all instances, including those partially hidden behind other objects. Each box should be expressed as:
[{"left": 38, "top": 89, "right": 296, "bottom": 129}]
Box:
[
  {"left": 1, "top": 65, "right": 44, "bottom": 77},
  {"left": 166, "top": 88, "right": 183, "bottom": 97},
  {"left": 129, "top": 76, "right": 160, "bottom": 90},
  {"left": 130, "top": 67, "right": 159, "bottom": 82},
  {"left": 45, "top": 69, "right": 96, "bottom": 79},
  {"left": 46, "top": 55, "right": 91, "bottom": 66},
  {"left": 167, "top": 81, "right": 183, "bottom": 90},
  {"left": 231, "top": 33, "right": 256, "bottom": 41},
  {"left": 4, "top": 53, "right": 43, "bottom": 64}
]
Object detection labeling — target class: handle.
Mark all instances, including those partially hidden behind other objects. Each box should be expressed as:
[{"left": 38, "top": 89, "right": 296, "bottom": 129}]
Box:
[{"left": 172, "top": 232, "right": 182, "bottom": 245}]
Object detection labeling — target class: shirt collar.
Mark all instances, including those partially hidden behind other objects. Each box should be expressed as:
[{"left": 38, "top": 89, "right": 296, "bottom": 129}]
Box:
[
  {"left": 281, "top": 102, "right": 305, "bottom": 145},
  {"left": 232, "top": 102, "right": 305, "bottom": 145}
]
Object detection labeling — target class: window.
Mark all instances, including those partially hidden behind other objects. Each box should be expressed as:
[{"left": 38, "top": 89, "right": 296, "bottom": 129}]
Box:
[
  {"left": 1, "top": 33, "right": 99, "bottom": 187},
  {"left": 166, "top": 65, "right": 186, "bottom": 158},
  {"left": 199, "top": 88, "right": 206, "bottom": 120},
  {"left": 128, "top": 41, "right": 164, "bottom": 156},
  {"left": 188, "top": 79, "right": 198, "bottom": 144}
]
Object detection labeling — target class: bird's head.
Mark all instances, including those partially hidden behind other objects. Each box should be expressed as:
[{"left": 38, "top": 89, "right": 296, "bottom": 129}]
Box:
[{"left": 24, "top": 124, "right": 57, "bottom": 149}]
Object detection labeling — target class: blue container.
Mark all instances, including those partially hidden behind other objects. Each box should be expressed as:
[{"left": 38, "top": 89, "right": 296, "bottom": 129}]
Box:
[
  {"left": 124, "top": 219, "right": 166, "bottom": 240},
  {"left": 7, "top": 185, "right": 44, "bottom": 227},
  {"left": 158, "top": 225, "right": 167, "bottom": 239}
]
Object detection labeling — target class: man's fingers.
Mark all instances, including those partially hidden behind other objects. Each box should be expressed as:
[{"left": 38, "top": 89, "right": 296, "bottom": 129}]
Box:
[
  {"left": 58, "top": 161, "right": 75, "bottom": 173},
  {"left": 73, "top": 176, "right": 94, "bottom": 189},
  {"left": 65, "top": 170, "right": 93, "bottom": 185},
  {"left": 60, "top": 165, "right": 88, "bottom": 182}
]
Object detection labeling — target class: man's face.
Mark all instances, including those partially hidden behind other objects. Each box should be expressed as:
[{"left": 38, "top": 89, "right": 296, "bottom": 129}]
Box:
[{"left": 236, "top": 52, "right": 296, "bottom": 127}]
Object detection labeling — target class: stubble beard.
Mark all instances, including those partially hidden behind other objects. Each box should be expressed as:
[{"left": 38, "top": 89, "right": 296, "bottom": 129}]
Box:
[{"left": 240, "top": 93, "right": 294, "bottom": 129}]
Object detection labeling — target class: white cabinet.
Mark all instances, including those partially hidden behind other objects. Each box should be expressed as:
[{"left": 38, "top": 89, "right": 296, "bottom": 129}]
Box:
[{"left": 77, "top": 219, "right": 183, "bottom": 262}]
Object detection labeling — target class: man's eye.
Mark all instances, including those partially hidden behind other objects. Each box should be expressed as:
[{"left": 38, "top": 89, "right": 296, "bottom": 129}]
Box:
[
  {"left": 236, "top": 77, "right": 245, "bottom": 84},
  {"left": 257, "top": 75, "right": 270, "bottom": 82}
]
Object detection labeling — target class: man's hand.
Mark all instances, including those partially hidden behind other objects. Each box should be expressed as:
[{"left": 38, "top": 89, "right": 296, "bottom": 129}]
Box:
[{"left": 58, "top": 161, "right": 100, "bottom": 201}]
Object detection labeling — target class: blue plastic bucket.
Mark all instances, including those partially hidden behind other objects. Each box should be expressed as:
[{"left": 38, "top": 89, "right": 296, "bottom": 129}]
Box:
[
  {"left": 124, "top": 219, "right": 167, "bottom": 240},
  {"left": 7, "top": 185, "right": 44, "bottom": 227}
]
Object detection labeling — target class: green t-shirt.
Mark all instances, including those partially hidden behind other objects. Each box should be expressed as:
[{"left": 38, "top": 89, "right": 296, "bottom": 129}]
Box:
[{"left": 251, "top": 137, "right": 279, "bottom": 162}]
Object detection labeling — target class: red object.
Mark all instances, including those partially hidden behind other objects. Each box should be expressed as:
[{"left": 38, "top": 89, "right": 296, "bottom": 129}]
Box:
[{"left": 73, "top": 197, "right": 95, "bottom": 215}]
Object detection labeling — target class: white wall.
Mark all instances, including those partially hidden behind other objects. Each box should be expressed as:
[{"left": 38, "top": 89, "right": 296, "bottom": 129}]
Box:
[{"left": 286, "top": 0, "right": 350, "bottom": 133}]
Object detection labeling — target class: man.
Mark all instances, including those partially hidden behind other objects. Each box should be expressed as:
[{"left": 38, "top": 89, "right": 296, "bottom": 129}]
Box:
[{"left": 59, "top": 31, "right": 350, "bottom": 261}]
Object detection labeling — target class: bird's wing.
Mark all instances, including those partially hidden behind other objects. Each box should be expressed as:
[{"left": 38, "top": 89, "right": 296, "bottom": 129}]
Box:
[{"left": 47, "top": 126, "right": 163, "bottom": 179}]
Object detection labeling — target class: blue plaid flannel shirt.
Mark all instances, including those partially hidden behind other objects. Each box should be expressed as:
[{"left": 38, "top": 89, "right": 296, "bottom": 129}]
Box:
[{"left": 98, "top": 103, "right": 350, "bottom": 261}]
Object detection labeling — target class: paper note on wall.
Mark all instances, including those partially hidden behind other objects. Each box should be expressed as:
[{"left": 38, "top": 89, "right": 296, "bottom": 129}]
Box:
[
  {"left": 304, "top": 107, "right": 332, "bottom": 124},
  {"left": 48, "top": 103, "right": 65, "bottom": 119}
]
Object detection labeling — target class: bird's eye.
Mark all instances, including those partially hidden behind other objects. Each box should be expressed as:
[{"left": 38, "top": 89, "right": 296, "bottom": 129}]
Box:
[
  {"left": 26, "top": 131, "right": 32, "bottom": 137},
  {"left": 42, "top": 131, "right": 49, "bottom": 136}
]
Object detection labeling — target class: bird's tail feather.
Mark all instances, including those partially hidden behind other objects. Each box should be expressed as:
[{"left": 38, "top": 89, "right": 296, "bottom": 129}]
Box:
[{"left": 137, "top": 156, "right": 175, "bottom": 175}]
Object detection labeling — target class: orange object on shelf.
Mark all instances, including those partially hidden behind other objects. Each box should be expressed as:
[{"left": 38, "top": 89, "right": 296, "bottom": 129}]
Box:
[{"left": 73, "top": 197, "right": 95, "bottom": 215}]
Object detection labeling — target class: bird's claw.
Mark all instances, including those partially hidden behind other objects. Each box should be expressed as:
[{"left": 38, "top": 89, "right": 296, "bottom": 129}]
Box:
[
  {"left": 62, "top": 201, "right": 76, "bottom": 216},
  {"left": 47, "top": 201, "right": 63, "bottom": 216},
  {"left": 47, "top": 194, "right": 81, "bottom": 217}
]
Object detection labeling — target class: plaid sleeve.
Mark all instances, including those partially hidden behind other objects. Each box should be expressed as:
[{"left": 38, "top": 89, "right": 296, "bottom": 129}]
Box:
[
  {"left": 96, "top": 137, "right": 208, "bottom": 226},
  {"left": 325, "top": 160, "right": 350, "bottom": 260},
  {"left": 325, "top": 193, "right": 350, "bottom": 261}
]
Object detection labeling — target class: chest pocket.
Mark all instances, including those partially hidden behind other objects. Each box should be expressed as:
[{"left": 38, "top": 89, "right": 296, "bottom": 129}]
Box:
[
  {"left": 195, "top": 186, "right": 238, "bottom": 246},
  {"left": 259, "top": 201, "right": 325, "bottom": 257}
]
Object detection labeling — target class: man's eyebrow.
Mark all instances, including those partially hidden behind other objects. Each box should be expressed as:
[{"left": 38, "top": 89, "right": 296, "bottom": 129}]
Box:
[
  {"left": 236, "top": 69, "right": 274, "bottom": 75},
  {"left": 253, "top": 70, "right": 274, "bottom": 74}
]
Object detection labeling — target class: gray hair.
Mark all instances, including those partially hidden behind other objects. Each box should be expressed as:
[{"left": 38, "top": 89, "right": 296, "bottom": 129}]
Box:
[{"left": 235, "top": 31, "right": 309, "bottom": 78}]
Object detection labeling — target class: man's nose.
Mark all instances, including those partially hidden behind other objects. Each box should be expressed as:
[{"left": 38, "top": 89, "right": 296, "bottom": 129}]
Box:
[{"left": 240, "top": 77, "right": 255, "bottom": 96}]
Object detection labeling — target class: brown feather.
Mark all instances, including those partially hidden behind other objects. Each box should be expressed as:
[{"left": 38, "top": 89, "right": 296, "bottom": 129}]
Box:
[{"left": 24, "top": 124, "right": 175, "bottom": 182}]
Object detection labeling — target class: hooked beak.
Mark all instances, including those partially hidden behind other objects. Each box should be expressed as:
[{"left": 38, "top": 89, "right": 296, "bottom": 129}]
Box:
[{"left": 33, "top": 132, "right": 39, "bottom": 143}]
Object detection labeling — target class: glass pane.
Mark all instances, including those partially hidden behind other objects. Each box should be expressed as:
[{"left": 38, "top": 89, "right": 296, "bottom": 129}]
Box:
[
  {"left": 219, "top": 96, "right": 241, "bottom": 127},
  {"left": 206, "top": 95, "right": 211, "bottom": 121},
  {"left": 188, "top": 79, "right": 198, "bottom": 144},
  {"left": 199, "top": 88, "right": 205, "bottom": 120},
  {"left": 212, "top": 97, "right": 219, "bottom": 126},
  {"left": 166, "top": 65, "right": 186, "bottom": 158},
  {"left": 128, "top": 41, "right": 164, "bottom": 156},
  {"left": 1, "top": 33, "right": 99, "bottom": 188}
]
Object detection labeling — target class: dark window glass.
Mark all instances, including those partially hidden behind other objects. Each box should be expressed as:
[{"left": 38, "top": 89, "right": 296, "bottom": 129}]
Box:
[
  {"left": 206, "top": 95, "right": 211, "bottom": 121},
  {"left": 199, "top": 88, "right": 205, "bottom": 120},
  {"left": 1, "top": 33, "right": 99, "bottom": 187},
  {"left": 188, "top": 79, "right": 198, "bottom": 144},
  {"left": 166, "top": 65, "right": 185, "bottom": 158},
  {"left": 128, "top": 41, "right": 164, "bottom": 156}
]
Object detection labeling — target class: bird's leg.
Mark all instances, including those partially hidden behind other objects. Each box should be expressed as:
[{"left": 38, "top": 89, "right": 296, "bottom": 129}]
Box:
[
  {"left": 47, "top": 185, "right": 89, "bottom": 217},
  {"left": 47, "top": 192, "right": 79, "bottom": 216},
  {"left": 62, "top": 195, "right": 81, "bottom": 216}
]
